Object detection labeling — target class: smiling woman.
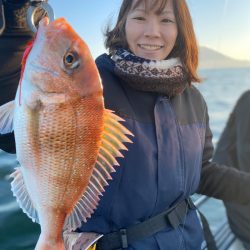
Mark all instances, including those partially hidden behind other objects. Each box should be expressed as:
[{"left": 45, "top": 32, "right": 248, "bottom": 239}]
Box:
[
  {"left": 71, "top": 0, "right": 250, "bottom": 249},
  {"left": 105, "top": 0, "right": 200, "bottom": 85}
]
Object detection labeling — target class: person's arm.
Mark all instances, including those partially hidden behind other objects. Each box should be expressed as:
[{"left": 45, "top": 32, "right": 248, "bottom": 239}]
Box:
[
  {"left": 0, "top": 0, "right": 35, "bottom": 153},
  {"left": 197, "top": 106, "right": 250, "bottom": 205},
  {"left": 234, "top": 91, "right": 250, "bottom": 173},
  {"left": 213, "top": 91, "right": 250, "bottom": 172},
  {"left": 0, "top": 0, "right": 33, "bottom": 104}
]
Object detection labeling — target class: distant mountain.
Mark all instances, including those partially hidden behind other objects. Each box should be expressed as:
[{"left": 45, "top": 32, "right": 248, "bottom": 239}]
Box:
[{"left": 199, "top": 46, "right": 250, "bottom": 69}]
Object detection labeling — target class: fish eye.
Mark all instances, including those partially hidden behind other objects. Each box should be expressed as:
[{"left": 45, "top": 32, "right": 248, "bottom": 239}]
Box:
[{"left": 63, "top": 51, "right": 80, "bottom": 70}]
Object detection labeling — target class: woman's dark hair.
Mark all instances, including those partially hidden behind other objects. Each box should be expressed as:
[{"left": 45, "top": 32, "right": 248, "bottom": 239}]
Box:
[{"left": 105, "top": 0, "right": 201, "bottom": 83}]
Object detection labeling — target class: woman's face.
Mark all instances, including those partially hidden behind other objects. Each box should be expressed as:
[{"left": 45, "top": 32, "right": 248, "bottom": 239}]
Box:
[{"left": 125, "top": 0, "right": 178, "bottom": 60}]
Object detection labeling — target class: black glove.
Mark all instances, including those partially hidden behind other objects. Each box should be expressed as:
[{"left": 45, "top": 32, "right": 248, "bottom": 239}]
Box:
[
  {"left": 0, "top": 0, "right": 32, "bottom": 103},
  {"left": 1, "top": 0, "right": 48, "bottom": 36},
  {"left": 1, "top": 0, "right": 31, "bottom": 36}
]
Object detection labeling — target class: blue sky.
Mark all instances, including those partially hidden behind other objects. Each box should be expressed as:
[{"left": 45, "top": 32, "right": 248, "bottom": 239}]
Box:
[{"left": 49, "top": 0, "right": 250, "bottom": 60}]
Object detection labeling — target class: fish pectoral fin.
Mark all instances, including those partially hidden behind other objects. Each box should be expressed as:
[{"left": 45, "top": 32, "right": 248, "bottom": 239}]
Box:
[
  {"left": 64, "top": 109, "right": 134, "bottom": 231},
  {"left": 10, "top": 167, "right": 39, "bottom": 223},
  {"left": 0, "top": 100, "right": 15, "bottom": 134}
]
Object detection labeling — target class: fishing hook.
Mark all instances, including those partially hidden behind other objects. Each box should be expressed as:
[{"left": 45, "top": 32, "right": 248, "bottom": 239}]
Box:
[{"left": 27, "top": 0, "right": 54, "bottom": 33}]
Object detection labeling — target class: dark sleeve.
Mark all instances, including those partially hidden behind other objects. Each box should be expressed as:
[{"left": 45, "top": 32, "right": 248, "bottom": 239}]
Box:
[
  {"left": 213, "top": 91, "right": 250, "bottom": 173},
  {"left": 0, "top": 35, "right": 30, "bottom": 153},
  {"left": 212, "top": 109, "right": 237, "bottom": 168},
  {"left": 197, "top": 105, "right": 250, "bottom": 205},
  {"left": 234, "top": 92, "right": 250, "bottom": 173},
  {"left": 0, "top": 0, "right": 33, "bottom": 153}
]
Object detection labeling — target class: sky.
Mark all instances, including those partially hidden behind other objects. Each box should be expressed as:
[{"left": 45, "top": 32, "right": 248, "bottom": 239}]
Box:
[{"left": 49, "top": 0, "right": 250, "bottom": 61}]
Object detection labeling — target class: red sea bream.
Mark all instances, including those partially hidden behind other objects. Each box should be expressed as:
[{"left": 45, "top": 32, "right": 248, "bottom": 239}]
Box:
[{"left": 0, "top": 17, "right": 133, "bottom": 250}]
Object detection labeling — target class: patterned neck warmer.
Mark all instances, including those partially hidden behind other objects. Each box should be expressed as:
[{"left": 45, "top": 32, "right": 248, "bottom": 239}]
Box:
[{"left": 112, "top": 48, "right": 189, "bottom": 97}]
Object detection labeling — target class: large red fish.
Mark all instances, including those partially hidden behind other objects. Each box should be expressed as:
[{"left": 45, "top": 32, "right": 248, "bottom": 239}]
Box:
[{"left": 0, "top": 17, "right": 133, "bottom": 250}]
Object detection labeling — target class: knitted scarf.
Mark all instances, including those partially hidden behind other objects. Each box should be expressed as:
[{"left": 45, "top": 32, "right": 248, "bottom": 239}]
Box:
[{"left": 112, "top": 48, "right": 188, "bottom": 97}]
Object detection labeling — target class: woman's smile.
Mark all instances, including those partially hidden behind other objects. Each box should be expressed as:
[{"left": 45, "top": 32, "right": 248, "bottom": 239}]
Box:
[{"left": 138, "top": 44, "right": 164, "bottom": 51}]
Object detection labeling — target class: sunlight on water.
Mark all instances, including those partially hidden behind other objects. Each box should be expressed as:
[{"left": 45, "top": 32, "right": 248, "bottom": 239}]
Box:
[{"left": 198, "top": 68, "right": 250, "bottom": 145}]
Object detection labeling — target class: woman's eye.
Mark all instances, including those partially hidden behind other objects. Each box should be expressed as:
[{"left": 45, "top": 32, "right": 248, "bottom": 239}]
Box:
[
  {"left": 162, "top": 18, "right": 174, "bottom": 23},
  {"left": 63, "top": 51, "right": 80, "bottom": 70},
  {"left": 133, "top": 16, "right": 145, "bottom": 21}
]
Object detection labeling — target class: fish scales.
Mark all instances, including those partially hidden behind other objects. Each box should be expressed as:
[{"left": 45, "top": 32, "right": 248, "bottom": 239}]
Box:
[{"left": 17, "top": 96, "right": 103, "bottom": 207}]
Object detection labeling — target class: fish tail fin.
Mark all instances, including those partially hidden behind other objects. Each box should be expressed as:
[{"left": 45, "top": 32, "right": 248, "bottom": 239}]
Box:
[{"left": 0, "top": 100, "right": 15, "bottom": 134}]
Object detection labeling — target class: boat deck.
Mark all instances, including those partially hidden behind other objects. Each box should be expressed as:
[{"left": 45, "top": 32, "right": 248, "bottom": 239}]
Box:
[
  {"left": 194, "top": 195, "right": 246, "bottom": 250},
  {"left": 228, "top": 239, "right": 245, "bottom": 250}
]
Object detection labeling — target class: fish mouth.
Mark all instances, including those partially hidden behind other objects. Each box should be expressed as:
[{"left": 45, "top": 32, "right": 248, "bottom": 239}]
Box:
[{"left": 30, "top": 62, "right": 60, "bottom": 77}]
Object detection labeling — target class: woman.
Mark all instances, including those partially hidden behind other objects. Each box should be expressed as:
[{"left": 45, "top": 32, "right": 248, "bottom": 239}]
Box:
[
  {"left": 1, "top": 0, "right": 250, "bottom": 249},
  {"left": 75, "top": 0, "right": 250, "bottom": 249}
]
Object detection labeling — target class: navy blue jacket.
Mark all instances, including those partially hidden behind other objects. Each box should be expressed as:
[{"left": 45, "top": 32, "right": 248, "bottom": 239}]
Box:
[{"left": 78, "top": 54, "right": 250, "bottom": 249}]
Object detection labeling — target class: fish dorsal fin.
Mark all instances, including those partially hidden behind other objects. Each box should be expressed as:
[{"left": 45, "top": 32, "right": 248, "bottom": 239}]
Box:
[
  {"left": 64, "top": 109, "right": 134, "bottom": 231},
  {"left": 0, "top": 100, "right": 15, "bottom": 134},
  {"left": 10, "top": 167, "right": 39, "bottom": 223}
]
